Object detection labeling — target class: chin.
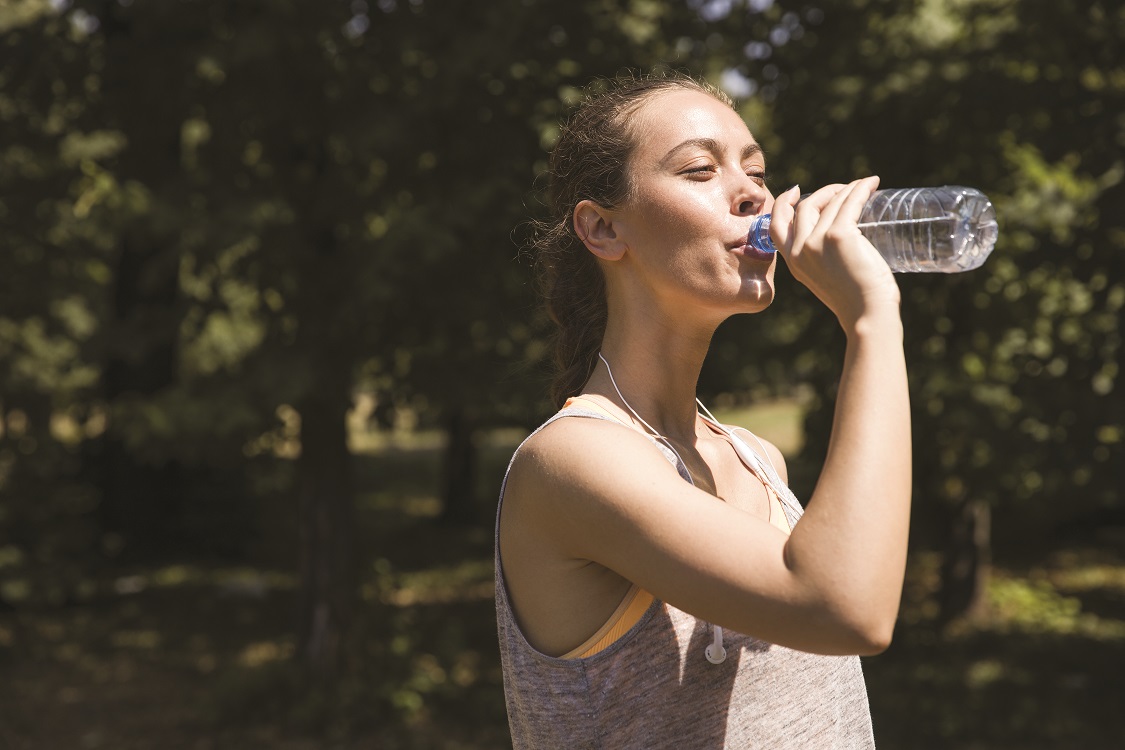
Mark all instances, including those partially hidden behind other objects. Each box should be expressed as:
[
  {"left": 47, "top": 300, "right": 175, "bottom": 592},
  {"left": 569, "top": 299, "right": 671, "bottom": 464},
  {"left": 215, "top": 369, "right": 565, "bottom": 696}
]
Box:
[{"left": 738, "top": 278, "right": 775, "bottom": 312}]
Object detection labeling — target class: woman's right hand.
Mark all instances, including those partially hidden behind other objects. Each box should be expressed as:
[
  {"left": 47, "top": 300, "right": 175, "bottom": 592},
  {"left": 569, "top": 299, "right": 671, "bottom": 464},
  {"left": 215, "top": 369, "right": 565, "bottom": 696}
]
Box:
[{"left": 769, "top": 177, "right": 901, "bottom": 331}]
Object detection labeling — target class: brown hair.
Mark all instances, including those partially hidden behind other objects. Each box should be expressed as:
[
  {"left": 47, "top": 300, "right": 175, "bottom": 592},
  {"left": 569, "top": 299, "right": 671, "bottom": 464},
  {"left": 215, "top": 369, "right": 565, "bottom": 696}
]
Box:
[{"left": 532, "top": 72, "right": 733, "bottom": 409}]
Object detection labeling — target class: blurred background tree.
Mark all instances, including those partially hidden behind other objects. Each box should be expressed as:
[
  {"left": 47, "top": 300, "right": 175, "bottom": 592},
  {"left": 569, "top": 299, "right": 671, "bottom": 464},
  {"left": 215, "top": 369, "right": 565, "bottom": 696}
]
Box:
[{"left": 0, "top": 0, "right": 1121, "bottom": 746}]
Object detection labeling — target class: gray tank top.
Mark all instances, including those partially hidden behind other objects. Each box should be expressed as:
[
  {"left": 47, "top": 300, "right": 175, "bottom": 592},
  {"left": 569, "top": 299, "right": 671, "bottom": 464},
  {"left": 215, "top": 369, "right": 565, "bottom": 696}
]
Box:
[{"left": 495, "top": 407, "right": 876, "bottom": 749}]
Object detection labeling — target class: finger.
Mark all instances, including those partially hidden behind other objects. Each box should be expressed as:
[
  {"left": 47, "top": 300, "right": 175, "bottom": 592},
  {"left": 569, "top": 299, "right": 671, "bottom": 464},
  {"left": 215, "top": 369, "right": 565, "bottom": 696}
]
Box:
[
  {"left": 795, "top": 182, "right": 845, "bottom": 212},
  {"left": 769, "top": 185, "right": 801, "bottom": 254},
  {"left": 791, "top": 183, "right": 846, "bottom": 248},
  {"left": 811, "top": 178, "right": 867, "bottom": 236},
  {"left": 832, "top": 175, "right": 881, "bottom": 226}
]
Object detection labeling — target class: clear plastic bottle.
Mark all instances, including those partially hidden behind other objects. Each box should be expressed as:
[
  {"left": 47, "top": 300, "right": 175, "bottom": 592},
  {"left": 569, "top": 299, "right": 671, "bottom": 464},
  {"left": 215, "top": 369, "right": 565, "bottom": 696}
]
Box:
[{"left": 746, "top": 186, "right": 999, "bottom": 273}]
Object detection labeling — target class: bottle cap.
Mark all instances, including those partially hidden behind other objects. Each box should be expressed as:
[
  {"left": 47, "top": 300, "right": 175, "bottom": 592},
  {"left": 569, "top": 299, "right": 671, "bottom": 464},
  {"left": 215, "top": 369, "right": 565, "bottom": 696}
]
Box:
[{"left": 747, "top": 215, "right": 776, "bottom": 254}]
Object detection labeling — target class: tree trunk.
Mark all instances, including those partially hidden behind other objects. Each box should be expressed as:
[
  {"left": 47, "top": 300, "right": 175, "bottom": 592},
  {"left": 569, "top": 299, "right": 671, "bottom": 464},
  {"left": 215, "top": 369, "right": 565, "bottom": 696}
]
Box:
[
  {"left": 94, "top": 15, "right": 187, "bottom": 561},
  {"left": 97, "top": 230, "right": 183, "bottom": 562},
  {"left": 439, "top": 408, "right": 478, "bottom": 527},
  {"left": 295, "top": 390, "right": 355, "bottom": 682},
  {"left": 938, "top": 497, "right": 992, "bottom": 627}
]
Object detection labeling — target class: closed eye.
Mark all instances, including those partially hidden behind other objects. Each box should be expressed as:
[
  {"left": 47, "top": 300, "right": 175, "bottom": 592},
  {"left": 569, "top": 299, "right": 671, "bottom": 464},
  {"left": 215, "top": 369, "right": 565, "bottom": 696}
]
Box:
[{"left": 679, "top": 164, "right": 715, "bottom": 178}]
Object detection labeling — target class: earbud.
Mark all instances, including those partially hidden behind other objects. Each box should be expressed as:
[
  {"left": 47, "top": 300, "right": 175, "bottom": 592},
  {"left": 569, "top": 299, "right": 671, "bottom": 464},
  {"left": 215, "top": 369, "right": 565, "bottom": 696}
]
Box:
[
  {"left": 705, "top": 625, "right": 727, "bottom": 664},
  {"left": 705, "top": 642, "right": 727, "bottom": 665}
]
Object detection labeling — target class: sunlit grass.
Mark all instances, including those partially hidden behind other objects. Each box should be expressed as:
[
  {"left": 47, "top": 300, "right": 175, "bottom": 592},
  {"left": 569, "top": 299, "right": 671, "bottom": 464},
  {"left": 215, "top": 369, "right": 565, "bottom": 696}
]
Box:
[
  {"left": 111, "top": 629, "right": 162, "bottom": 650},
  {"left": 237, "top": 639, "right": 294, "bottom": 667},
  {"left": 964, "top": 658, "right": 1007, "bottom": 688},
  {"left": 984, "top": 575, "right": 1125, "bottom": 639},
  {"left": 370, "top": 558, "right": 494, "bottom": 607},
  {"left": 1048, "top": 560, "right": 1125, "bottom": 592},
  {"left": 360, "top": 491, "right": 441, "bottom": 518},
  {"left": 110, "top": 565, "right": 297, "bottom": 596},
  {"left": 713, "top": 397, "right": 807, "bottom": 456},
  {"left": 350, "top": 427, "right": 445, "bottom": 454}
]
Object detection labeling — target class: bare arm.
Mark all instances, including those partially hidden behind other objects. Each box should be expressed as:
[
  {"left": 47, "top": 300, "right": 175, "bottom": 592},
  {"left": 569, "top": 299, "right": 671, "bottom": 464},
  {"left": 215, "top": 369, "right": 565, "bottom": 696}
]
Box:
[
  {"left": 770, "top": 177, "right": 912, "bottom": 650},
  {"left": 780, "top": 312, "right": 910, "bottom": 651}
]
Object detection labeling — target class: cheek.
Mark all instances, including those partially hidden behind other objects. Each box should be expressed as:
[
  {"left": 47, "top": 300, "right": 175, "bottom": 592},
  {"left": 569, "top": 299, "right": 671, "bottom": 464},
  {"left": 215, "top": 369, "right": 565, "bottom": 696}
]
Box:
[{"left": 635, "top": 189, "right": 715, "bottom": 237}]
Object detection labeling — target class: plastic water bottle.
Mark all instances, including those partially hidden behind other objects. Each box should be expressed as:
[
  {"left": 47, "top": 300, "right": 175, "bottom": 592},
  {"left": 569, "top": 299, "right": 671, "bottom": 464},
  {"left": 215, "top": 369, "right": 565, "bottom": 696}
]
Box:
[{"left": 747, "top": 186, "right": 999, "bottom": 273}]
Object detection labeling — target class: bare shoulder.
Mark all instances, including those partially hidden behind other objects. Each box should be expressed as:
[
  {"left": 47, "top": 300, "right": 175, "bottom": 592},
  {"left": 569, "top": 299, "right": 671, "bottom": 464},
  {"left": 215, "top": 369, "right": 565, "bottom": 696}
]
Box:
[
  {"left": 505, "top": 414, "right": 684, "bottom": 521},
  {"left": 498, "top": 414, "right": 691, "bottom": 615}
]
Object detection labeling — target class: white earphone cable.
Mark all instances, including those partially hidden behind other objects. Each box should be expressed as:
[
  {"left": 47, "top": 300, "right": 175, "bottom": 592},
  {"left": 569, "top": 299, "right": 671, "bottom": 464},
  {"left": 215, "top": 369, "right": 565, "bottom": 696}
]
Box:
[
  {"left": 598, "top": 352, "right": 692, "bottom": 480},
  {"left": 597, "top": 352, "right": 727, "bottom": 665}
]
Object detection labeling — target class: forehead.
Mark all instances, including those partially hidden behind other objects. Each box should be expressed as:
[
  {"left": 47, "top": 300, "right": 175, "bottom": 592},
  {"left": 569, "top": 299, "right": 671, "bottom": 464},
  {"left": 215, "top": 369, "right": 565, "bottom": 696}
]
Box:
[{"left": 630, "top": 89, "right": 759, "bottom": 162}]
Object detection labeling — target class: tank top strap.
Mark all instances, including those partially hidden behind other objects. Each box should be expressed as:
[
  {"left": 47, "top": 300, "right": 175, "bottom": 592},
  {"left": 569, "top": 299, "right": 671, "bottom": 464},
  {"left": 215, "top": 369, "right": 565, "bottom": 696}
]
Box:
[
  {"left": 725, "top": 426, "right": 804, "bottom": 529},
  {"left": 698, "top": 414, "right": 805, "bottom": 530}
]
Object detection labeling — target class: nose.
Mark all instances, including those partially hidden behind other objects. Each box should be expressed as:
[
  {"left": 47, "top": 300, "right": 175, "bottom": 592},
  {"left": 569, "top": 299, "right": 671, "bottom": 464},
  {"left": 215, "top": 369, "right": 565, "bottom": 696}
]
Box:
[{"left": 734, "top": 178, "right": 770, "bottom": 217}]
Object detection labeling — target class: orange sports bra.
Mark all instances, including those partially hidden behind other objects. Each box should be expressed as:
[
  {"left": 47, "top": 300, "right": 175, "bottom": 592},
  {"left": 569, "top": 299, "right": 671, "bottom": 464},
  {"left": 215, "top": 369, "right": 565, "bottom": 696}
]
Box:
[{"left": 561, "top": 584, "right": 656, "bottom": 659}]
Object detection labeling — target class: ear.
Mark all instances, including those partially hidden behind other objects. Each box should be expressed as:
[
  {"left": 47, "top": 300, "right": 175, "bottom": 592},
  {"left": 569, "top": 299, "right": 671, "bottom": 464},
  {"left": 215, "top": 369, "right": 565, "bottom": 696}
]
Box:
[{"left": 573, "top": 200, "right": 627, "bottom": 261}]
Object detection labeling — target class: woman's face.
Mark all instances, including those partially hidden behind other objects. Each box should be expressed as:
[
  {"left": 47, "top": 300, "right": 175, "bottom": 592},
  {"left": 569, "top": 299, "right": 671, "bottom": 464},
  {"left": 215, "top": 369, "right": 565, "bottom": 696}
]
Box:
[{"left": 608, "top": 89, "right": 777, "bottom": 320}]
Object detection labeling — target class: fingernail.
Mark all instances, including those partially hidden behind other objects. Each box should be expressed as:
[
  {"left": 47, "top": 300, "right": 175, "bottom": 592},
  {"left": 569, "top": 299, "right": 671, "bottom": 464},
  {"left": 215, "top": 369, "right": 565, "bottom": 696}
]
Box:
[{"left": 788, "top": 184, "right": 800, "bottom": 196}]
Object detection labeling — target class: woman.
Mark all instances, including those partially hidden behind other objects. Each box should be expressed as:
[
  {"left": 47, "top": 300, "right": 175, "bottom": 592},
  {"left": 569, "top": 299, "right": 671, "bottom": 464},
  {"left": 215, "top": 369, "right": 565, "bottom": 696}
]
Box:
[{"left": 494, "top": 73, "right": 911, "bottom": 748}]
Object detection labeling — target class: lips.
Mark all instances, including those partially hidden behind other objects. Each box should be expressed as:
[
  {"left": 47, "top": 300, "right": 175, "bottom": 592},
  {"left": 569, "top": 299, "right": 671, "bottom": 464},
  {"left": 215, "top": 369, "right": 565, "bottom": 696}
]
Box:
[{"left": 731, "top": 239, "right": 775, "bottom": 262}]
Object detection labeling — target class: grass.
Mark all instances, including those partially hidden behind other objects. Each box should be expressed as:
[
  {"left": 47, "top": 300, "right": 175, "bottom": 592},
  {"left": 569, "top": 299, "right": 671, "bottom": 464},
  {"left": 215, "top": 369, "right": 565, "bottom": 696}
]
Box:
[
  {"left": 2, "top": 400, "right": 1124, "bottom": 748},
  {"left": 711, "top": 398, "right": 809, "bottom": 456}
]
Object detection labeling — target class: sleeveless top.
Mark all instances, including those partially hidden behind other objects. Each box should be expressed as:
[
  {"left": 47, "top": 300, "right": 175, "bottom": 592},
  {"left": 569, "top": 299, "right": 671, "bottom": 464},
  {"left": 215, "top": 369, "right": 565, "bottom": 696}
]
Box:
[{"left": 494, "top": 406, "right": 876, "bottom": 749}]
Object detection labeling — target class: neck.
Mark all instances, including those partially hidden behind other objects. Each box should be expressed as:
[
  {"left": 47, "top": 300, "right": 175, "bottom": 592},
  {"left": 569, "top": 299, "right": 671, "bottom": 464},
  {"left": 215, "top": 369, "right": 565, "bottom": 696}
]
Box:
[{"left": 586, "top": 308, "right": 717, "bottom": 443}]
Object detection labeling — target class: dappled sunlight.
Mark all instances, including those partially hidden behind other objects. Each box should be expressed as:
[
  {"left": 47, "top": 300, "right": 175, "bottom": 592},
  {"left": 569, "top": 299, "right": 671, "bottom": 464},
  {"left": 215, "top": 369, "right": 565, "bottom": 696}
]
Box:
[
  {"left": 897, "top": 549, "right": 1125, "bottom": 642},
  {"left": 110, "top": 565, "right": 297, "bottom": 597},
  {"left": 110, "top": 629, "right": 162, "bottom": 650},
  {"left": 238, "top": 639, "right": 295, "bottom": 668},
  {"left": 370, "top": 558, "right": 494, "bottom": 607},
  {"left": 1048, "top": 557, "right": 1125, "bottom": 593},
  {"left": 964, "top": 658, "right": 1008, "bottom": 689},
  {"left": 360, "top": 491, "right": 442, "bottom": 518},
  {"left": 866, "top": 551, "right": 1125, "bottom": 747},
  {"left": 347, "top": 396, "right": 446, "bottom": 456},
  {"left": 986, "top": 577, "right": 1106, "bottom": 638}
]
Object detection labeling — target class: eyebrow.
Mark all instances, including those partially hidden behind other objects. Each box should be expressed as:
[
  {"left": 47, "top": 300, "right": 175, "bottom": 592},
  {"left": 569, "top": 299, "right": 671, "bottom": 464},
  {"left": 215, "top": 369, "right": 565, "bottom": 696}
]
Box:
[{"left": 660, "top": 137, "right": 764, "bottom": 166}]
